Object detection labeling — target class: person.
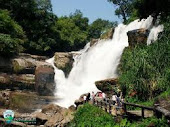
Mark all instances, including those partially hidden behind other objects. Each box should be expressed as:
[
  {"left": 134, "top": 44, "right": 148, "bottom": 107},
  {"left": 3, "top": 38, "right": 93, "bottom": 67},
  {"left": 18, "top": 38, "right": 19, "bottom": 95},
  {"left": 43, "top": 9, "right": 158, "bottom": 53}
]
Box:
[
  {"left": 116, "top": 93, "right": 122, "bottom": 107},
  {"left": 112, "top": 93, "right": 117, "bottom": 105},
  {"left": 102, "top": 92, "right": 106, "bottom": 101},
  {"left": 90, "top": 91, "right": 95, "bottom": 104},
  {"left": 87, "top": 93, "right": 90, "bottom": 101},
  {"left": 83, "top": 95, "right": 87, "bottom": 103}
]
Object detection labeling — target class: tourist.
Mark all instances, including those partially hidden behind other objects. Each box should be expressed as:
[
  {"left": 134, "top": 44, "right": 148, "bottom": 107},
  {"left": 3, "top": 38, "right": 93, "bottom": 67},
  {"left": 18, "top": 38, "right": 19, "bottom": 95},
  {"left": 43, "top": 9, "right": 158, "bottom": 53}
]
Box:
[
  {"left": 116, "top": 93, "right": 122, "bottom": 107},
  {"left": 87, "top": 93, "right": 90, "bottom": 101},
  {"left": 112, "top": 93, "right": 117, "bottom": 105},
  {"left": 102, "top": 92, "right": 106, "bottom": 101},
  {"left": 83, "top": 95, "right": 87, "bottom": 103},
  {"left": 90, "top": 91, "right": 95, "bottom": 104}
]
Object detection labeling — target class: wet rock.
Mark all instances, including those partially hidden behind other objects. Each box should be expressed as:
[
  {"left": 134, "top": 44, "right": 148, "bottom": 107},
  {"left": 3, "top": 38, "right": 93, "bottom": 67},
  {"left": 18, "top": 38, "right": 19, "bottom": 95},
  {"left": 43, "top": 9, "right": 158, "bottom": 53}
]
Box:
[
  {"left": 95, "top": 78, "right": 118, "bottom": 97},
  {"left": 127, "top": 28, "right": 149, "bottom": 47},
  {"left": 35, "top": 65, "right": 55, "bottom": 96},
  {"left": 54, "top": 52, "right": 74, "bottom": 76}
]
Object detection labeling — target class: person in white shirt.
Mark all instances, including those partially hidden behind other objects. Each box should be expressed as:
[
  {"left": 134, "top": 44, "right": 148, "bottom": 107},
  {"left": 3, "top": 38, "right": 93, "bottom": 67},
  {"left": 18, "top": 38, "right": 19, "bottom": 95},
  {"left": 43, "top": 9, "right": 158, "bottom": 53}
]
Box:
[
  {"left": 112, "top": 93, "right": 117, "bottom": 105},
  {"left": 83, "top": 95, "right": 87, "bottom": 103}
]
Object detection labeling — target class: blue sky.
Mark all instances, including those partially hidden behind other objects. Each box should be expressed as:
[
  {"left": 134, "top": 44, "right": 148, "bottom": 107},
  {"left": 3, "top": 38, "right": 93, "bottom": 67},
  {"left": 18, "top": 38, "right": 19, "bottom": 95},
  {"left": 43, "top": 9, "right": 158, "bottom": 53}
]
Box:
[{"left": 51, "top": 0, "right": 122, "bottom": 23}]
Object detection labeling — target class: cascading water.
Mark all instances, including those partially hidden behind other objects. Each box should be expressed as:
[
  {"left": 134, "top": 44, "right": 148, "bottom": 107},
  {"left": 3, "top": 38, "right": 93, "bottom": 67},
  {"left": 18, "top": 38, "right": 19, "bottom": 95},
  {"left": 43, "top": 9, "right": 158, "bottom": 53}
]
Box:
[{"left": 46, "top": 16, "right": 163, "bottom": 108}]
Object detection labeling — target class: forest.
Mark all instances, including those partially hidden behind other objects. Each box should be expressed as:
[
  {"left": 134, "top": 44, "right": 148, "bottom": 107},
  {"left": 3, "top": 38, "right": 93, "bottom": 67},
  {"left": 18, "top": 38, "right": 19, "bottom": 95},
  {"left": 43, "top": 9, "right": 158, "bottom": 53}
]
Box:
[{"left": 0, "top": 0, "right": 117, "bottom": 56}]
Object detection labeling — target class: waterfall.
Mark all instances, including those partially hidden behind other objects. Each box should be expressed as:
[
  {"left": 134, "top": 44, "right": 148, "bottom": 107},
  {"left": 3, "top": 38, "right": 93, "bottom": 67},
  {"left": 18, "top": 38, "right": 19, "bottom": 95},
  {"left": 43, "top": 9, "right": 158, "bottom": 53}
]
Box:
[{"left": 46, "top": 16, "right": 163, "bottom": 108}]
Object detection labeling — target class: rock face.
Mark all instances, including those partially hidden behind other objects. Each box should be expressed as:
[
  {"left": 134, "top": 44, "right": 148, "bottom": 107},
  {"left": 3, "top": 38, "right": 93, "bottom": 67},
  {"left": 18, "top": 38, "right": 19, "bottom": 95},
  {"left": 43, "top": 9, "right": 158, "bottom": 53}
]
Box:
[
  {"left": 0, "top": 73, "right": 35, "bottom": 90},
  {"left": 95, "top": 78, "right": 118, "bottom": 97},
  {"left": 54, "top": 52, "right": 80, "bottom": 76},
  {"left": 127, "top": 28, "right": 149, "bottom": 47},
  {"left": 35, "top": 65, "right": 55, "bottom": 96}
]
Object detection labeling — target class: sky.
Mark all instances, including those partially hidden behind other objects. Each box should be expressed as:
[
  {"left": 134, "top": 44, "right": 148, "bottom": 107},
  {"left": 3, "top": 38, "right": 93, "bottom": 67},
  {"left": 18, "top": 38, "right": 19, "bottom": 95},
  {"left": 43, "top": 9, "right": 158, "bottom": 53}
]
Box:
[{"left": 51, "top": 0, "right": 122, "bottom": 24}]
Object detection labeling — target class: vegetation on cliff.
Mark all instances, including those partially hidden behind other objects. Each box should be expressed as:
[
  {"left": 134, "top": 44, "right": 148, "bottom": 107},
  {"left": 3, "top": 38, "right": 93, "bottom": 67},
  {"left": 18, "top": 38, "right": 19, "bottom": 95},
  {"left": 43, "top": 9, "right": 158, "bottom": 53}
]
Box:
[{"left": 119, "top": 17, "right": 170, "bottom": 103}]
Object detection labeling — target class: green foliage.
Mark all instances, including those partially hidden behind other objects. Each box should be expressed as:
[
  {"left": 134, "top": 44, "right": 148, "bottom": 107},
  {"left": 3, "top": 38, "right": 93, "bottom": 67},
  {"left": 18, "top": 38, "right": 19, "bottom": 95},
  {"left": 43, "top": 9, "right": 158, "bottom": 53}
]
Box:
[
  {"left": 69, "top": 104, "right": 115, "bottom": 127},
  {"left": 88, "top": 18, "right": 117, "bottom": 39},
  {"left": 0, "top": 1, "right": 116, "bottom": 55},
  {"left": 107, "top": 0, "right": 135, "bottom": 22},
  {"left": 134, "top": 0, "right": 170, "bottom": 20},
  {"left": 134, "top": 117, "right": 169, "bottom": 127},
  {"left": 0, "top": 10, "right": 25, "bottom": 56},
  {"left": 56, "top": 15, "right": 88, "bottom": 51},
  {"left": 119, "top": 18, "right": 170, "bottom": 101}
]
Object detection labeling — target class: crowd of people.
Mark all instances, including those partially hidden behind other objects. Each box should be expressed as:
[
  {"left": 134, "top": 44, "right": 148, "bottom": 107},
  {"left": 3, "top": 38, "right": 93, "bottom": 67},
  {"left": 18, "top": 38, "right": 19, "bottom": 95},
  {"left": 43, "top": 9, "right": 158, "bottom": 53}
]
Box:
[{"left": 83, "top": 91, "right": 124, "bottom": 109}]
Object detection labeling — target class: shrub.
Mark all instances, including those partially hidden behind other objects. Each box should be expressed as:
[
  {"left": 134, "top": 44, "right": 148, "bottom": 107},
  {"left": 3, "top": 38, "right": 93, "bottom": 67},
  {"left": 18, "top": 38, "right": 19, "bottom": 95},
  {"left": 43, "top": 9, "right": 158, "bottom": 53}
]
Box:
[{"left": 69, "top": 104, "right": 115, "bottom": 127}]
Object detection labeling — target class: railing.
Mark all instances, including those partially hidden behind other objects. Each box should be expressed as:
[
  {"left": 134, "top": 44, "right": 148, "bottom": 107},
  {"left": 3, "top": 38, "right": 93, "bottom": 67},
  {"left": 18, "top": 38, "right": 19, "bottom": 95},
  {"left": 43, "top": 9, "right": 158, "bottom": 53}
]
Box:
[{"left": 93, "top": 99, "right": 170, "bottom": 119}]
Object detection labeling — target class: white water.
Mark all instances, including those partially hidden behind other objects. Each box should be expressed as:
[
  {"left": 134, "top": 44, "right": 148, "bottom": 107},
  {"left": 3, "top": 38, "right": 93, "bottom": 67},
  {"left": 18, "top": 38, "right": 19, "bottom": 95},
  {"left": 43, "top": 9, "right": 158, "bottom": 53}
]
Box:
[{"left": 46, "top": 16, "right": 163, "bottom": 108}]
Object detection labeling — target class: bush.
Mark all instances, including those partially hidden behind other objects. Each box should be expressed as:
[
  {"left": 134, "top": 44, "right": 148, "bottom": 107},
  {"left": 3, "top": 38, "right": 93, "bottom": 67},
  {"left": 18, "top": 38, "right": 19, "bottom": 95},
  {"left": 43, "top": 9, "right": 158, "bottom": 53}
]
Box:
[{"left": 69, "top": 104, "right": 115, "bottom": 127}]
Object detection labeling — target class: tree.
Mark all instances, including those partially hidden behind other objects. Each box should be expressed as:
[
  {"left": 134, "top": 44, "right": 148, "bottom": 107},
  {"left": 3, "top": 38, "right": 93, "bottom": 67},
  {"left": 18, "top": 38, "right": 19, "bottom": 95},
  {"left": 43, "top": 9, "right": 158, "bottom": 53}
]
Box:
[
  {"left": 56, "top": 17, "right": 88, "bottom": 51},
  {"left": 107, "top": 0, "right": 134, "bottom": 23},
  {"left": 0, "top": 10, "right": 26, "bottom": 57},
  {"left": 0, "top": 0, "right": 61, "bottom": 55},
  {"left": 134, "top": 0, "right": 170, "bottom": 20},
  {"left": 70, "top": 10, "right": 89, "bottom": 31},
  {"left": 88, "top": 18, "right": 117, "bottom": 39}
]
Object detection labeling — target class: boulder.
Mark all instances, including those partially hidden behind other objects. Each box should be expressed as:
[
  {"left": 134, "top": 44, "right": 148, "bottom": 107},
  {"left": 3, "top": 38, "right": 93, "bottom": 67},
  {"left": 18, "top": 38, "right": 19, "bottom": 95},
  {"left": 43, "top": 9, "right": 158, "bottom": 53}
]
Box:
[
  {"left": 42, "top": 104, "right": 64, "bottom": 115},
  {"left": 41, "top": 104, "right": 74, "bottom": 127},
  {"left": 12, "top": 58, "right": 36, "bottom": 74},
  {"left": 36, "top": 112, "right": 48, "bottom": 125},
  {"left": 54, "top": 52, "right": 74, "bottom": 76},
  {"left": 35, "top": 65, "right": 55, "bottom": 96},
  {"left": 45, "top": 113, "right": 64, "bottom": 127},
  {"left": 95, "top": 78, "right": 118, "bottom": 97},
  {"left": 127, "top": 28, "right": 149, "bottom": 47}
]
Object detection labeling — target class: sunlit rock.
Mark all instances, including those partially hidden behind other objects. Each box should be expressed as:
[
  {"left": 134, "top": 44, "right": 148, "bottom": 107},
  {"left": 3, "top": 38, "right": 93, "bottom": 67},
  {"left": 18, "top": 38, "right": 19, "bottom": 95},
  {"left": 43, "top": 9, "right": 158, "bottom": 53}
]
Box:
[{"left": 127, "top": 28, "right": 149, "bottom": 47}]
